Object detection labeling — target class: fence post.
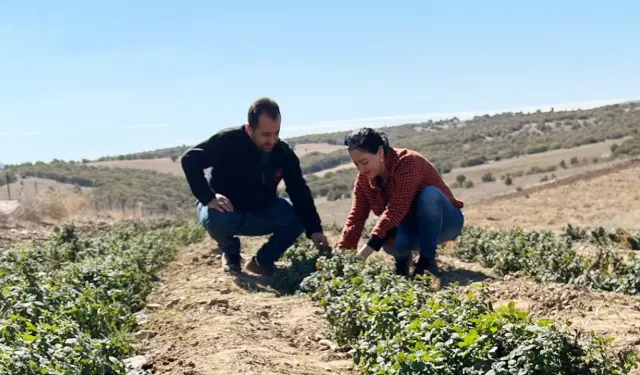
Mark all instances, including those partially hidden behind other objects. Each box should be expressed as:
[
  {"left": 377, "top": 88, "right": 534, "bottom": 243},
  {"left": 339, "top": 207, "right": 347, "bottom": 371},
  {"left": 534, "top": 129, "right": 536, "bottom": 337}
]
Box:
[{"left": 5, "top": 173, "right": 10, "bottom": 200}]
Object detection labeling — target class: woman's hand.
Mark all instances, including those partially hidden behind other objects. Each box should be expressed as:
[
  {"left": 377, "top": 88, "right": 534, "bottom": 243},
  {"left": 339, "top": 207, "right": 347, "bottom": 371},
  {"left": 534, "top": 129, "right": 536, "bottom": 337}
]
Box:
[{"left": 357, "top": 244, "right": 375, "bottom": 261}]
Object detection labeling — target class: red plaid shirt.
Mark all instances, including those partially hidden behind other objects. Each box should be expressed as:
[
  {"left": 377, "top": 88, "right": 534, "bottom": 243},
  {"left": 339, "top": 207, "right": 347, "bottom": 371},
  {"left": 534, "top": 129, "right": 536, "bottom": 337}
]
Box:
[{"left": 336, "top": 147, "right": 463, "bottom": 250}]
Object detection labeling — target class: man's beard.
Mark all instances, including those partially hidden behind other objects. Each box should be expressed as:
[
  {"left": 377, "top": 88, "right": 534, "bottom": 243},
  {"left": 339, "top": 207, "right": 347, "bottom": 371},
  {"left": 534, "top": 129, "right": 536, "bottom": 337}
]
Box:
[{"left": 251, "top": 136, "right": 275, "bottom": 152}]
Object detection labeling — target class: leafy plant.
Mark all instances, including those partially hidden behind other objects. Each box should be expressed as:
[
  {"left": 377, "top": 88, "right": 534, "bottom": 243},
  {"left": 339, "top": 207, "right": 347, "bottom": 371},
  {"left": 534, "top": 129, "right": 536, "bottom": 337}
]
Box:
[
  {"left": 293, "top": 249, "right": 637, "bottom": 374},
  {"left": 0, "top": 221, "right": 204, "bottom": 374},
  {"left": 453, "top": 225, "right": 640, "bottom": 294}
]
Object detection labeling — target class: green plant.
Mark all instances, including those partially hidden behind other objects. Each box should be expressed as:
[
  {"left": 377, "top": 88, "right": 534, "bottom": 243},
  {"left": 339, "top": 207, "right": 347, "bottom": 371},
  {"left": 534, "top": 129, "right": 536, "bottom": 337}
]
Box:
[
  {"left": 294, "top": 249, "right": 637, "bottom": 374},
  {"left": 0, "top": 221, "right": 204, "bottom": 374},
  {"left": 453, "top": 225, "right": 640, "bottom": 295}
]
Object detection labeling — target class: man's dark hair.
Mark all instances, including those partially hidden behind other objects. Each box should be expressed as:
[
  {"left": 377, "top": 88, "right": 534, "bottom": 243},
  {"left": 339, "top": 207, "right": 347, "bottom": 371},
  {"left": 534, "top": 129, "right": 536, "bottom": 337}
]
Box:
[
  {"left": 344, "top": 127, "right": 390, "bottom": 154},
  {"left": 248, "top": 97, "right": 281, "bottom": 129}
]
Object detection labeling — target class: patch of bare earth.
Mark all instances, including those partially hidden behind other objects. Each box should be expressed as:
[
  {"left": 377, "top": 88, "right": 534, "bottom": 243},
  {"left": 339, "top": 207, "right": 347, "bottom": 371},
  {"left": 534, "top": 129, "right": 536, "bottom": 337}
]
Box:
[
  {"left": 464, "top": 160, "right": 640, "bottom": 230},
  {"left": 137, "top": 237, "right": 355, "bottom": 375}
]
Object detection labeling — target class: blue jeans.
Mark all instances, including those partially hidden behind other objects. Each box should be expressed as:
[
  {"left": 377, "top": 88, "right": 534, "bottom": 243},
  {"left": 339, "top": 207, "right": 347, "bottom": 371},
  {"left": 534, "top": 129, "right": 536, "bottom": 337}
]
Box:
[
  {"left": 196, "top": 197, "right": 305, "bottom": 265},
  {"left": 382, "top": 186, "right": 464, "bottom": 261}
]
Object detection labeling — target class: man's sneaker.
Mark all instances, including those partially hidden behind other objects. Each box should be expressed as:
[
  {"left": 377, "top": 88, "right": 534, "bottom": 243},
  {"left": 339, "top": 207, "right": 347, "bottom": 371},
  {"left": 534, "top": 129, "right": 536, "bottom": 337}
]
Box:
[
  {"left": 222, "top": 253, "right": 242, "bottom": 273},
  {"left": 244, "top": 256, "right": 276, "bottom": 277},
  {"left": 394, "top": 256, "right": 412, "bottom": 277}
]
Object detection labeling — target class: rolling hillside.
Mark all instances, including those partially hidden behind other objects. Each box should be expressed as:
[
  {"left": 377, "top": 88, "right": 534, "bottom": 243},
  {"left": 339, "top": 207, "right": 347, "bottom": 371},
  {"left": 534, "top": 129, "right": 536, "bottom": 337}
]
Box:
[{"left": 2, "top": 102, "right": 639, "bottom": 222}]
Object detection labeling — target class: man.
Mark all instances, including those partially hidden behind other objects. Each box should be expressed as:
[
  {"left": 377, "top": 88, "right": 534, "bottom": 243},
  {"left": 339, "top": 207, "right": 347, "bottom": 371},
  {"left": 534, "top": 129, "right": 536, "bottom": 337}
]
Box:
[{"left": 181, "top": 97, "right": 330, "bottom": 276}]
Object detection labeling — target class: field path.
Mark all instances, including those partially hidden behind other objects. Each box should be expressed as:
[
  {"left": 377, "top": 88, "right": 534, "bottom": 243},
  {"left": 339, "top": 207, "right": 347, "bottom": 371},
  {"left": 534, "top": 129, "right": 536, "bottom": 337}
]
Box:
[{"left": 132, "top": 236, "right": 355, "bottom": 375}]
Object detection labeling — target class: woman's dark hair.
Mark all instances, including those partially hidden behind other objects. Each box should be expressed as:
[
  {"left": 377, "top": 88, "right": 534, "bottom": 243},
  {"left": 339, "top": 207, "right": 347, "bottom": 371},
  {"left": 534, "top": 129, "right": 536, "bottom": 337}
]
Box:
[{"left": 344, "top": 127, "right": 390, "bottom": 154}]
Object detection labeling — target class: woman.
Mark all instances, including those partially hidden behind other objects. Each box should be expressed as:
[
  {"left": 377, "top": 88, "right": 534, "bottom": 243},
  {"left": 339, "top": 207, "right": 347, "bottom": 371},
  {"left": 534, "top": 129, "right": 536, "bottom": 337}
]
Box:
[{"left": 336, "top": 127, "right": 465, "bottom": 279}]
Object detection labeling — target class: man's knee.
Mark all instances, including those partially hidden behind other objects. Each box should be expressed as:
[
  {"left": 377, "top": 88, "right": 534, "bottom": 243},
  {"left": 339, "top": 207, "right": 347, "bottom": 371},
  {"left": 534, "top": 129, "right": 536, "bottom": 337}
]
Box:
[{"left": 199, "top": 206, "right": 241, "bottom": 239}]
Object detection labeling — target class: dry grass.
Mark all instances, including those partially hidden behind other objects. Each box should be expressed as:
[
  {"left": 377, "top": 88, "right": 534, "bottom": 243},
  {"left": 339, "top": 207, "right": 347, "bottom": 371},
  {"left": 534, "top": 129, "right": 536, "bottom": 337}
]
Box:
[
  {"left": 463, "top": 161, "right": 640, "bottom": 230},
  {"left": 447, "top": 157, "right": 628, "bottom": 205},
  {"left": 12, "top": 189, "right": 89, "bottom": 222},
  {"left": 0, "top": 177, "right": 91, "bottom": 200}
]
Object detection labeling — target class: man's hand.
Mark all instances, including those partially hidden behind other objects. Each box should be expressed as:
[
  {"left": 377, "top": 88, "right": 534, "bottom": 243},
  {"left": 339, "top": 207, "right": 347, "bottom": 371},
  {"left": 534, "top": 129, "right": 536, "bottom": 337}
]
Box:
[
  {"left": 310, "top": 232, "right": 330, "bottom": 252},
  {"left": 357, "top": 244, "right": 375, "bottom": 261},
  {"left": 207, "top": 193, "right": 234, "bottom": 212}
]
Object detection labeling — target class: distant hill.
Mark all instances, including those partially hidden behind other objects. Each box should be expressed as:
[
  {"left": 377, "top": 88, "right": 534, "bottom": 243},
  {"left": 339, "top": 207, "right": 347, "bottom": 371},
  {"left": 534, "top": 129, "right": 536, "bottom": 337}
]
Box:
[
  {"left": 85, "top": 102, "right": 640, "bottom": 175},
  {"left": 93, "top": 145, "right": 191, "bottom": 163},
  {"left": 3, "top": 101, "right": 639, "bottom": 213},
  {"left": 294, "top": 102, "right": 640, "bottom": 176}
]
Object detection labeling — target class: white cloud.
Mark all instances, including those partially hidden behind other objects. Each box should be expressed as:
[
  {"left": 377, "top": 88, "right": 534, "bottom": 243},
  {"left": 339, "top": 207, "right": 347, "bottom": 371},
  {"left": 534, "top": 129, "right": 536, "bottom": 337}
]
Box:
[{"left": 284, "top": 98, "right": 638, "bottom": 136}]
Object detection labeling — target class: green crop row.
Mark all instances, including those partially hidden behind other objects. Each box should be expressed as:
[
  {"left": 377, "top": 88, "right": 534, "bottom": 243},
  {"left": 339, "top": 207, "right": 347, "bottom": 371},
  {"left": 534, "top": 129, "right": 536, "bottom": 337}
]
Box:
[
  {"left": 284, "top": 245, "right": 638, "bottom": 375},
  {"left": 453, "top": 226, "right": 640, "bottom": 295},
  {"left": 563, "top": 224, "right": 640, "bottom": 250},
  {"left": 0, "top": 221, "right": 205, "bottom": 375}
]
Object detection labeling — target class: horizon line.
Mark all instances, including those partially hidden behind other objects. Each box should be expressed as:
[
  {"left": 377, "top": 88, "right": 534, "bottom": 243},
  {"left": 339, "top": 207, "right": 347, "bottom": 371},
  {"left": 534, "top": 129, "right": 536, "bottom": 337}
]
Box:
[{"left": 2, "top": 97, "right": 637, "bottom": 165}]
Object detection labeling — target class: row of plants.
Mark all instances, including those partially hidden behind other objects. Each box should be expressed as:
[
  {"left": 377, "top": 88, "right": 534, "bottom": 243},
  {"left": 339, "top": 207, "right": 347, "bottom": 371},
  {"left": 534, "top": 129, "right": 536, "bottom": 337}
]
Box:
[
  {"left": 0, "top": 220, "right": 205, "bottom": 374},
  {"left": 274, "top": 241, "right": 638, "bottom": 374},
  {"left": 452, "top": 225, "right": 640, "bottom": 295},
  {"left": 563, "top": 224, "right": 640, "bottom": 250}
]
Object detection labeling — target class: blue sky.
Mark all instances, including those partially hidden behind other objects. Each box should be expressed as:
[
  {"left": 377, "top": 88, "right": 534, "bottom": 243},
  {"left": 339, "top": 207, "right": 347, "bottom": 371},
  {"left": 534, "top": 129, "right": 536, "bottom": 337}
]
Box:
[{"left": 1, "top": 1, "right": 639, "bottom": 164}]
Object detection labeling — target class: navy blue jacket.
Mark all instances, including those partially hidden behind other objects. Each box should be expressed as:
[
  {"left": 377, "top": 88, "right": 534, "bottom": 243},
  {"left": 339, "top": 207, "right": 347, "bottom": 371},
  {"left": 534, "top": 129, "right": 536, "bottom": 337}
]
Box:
[{"left": 180, "top": 125, "right": 323, "bottom": 238}]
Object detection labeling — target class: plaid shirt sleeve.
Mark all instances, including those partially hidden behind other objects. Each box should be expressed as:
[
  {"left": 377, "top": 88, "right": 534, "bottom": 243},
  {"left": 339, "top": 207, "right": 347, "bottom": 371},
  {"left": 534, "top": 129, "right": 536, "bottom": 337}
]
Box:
[
  {"left": 367, "top": 156, "right": 423, "bottom": 250},
  {"left": 336, "top": 177, "right": 370, "bottom": 250}
]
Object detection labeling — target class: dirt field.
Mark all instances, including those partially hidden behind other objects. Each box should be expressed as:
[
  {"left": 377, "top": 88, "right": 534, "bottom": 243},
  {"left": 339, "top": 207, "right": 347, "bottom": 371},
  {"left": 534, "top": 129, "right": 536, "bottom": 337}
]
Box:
[
  {"left": 89, "top": 143, "right": 344, "bottom": 177},
  {"left": 4, "top": 159, "right": 640, "bottom": 374},
  {"left": 136, "top": 236, "right": 356, "bottom": 375},
  {"left": 463, "top": 159, "right": 640, "bottom": 230},
  {"left": 129, "top": 161, "right": 640, "bottom": 374},
  {"left": 5, "top": 142, "right": 640, "bottom": 374}
]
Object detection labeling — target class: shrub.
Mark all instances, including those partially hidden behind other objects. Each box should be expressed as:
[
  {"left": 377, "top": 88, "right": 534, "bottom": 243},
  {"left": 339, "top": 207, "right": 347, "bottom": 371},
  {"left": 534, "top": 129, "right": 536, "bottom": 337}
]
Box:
[
  {"left": 293, "top": 249, "right": 637, "bottom": 375},
  {"left": 481, "top": 172, "right": 496, "bottom": 183},
  {"left": 0, "top": 221, "right": 205, "bottom": 373}
]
